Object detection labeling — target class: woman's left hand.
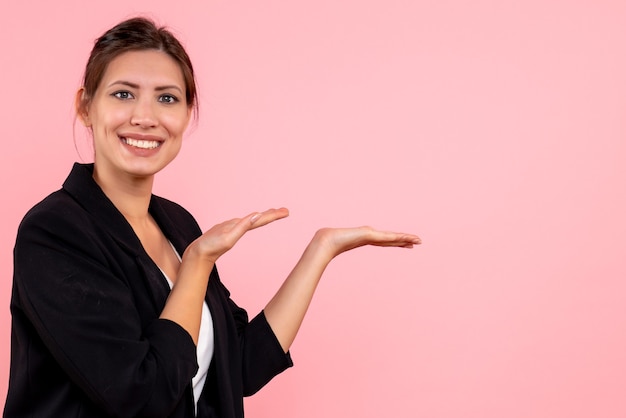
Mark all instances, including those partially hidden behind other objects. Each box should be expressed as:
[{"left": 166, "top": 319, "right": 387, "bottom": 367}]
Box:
[
  {"left": 312, "top": 226, "right": 421, "bottom": 261},
  {"left": 264, "top": 225, "right": 421, "bottom": 351}
]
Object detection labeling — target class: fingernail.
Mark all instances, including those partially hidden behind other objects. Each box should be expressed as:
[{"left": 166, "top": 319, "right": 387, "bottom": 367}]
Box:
[{"left": 250, "top": 213, "right": 261, "bottom": 223}]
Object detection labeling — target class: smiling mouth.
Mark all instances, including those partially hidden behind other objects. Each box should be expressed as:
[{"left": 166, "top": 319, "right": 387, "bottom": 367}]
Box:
[{"left": 121, "top": 137, "right": 161, "bottom": 150}]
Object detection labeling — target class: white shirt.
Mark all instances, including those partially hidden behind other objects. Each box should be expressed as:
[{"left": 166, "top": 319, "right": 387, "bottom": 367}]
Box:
[{"left": 161, "top": 243, "right": 214, "bottom": 415}]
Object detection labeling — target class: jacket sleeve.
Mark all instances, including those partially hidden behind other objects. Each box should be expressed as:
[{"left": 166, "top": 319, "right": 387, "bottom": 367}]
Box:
[
  {"left": 212, "top": 273, "right": 293, "bottom": 396},
  {"left": 13, "top": 205, "right": 198, "bottom": 417},
  {"left": 239, "top": 310, "right": 294, "bottom": 396}
]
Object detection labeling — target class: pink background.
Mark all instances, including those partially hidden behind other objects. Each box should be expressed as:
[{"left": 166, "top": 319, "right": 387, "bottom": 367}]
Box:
[{"left": 1, "top": 1, "right": 625, "bottom": 417}]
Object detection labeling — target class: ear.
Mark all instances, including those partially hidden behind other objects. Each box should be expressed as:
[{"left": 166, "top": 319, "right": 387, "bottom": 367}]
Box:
[
  {"left": 75, "top": 88, "right": 91, "bottom": 127},
  {"left": 179, "top": 105, "right": 193, "bottom": 134},
  {"left": 185, "top": 106, "right": 193, "bottom": 128}
]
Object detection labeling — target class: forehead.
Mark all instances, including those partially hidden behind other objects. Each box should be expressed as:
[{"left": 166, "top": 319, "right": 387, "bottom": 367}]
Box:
[{"left": 101, "top": 50, "right": 185, "bottom": 87}]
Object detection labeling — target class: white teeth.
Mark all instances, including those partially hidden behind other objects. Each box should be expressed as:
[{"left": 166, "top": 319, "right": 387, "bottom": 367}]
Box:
[{"left": 123, "top": 137, "right": 160, "bottom": 149}]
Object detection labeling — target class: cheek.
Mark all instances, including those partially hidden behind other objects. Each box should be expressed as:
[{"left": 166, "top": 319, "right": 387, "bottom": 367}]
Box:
[
  {"left": 164, "top": 113, "right": 191, "bottom": 136},
  {"left": 91, "top": 107, "right": 128, "bottom": 134}
]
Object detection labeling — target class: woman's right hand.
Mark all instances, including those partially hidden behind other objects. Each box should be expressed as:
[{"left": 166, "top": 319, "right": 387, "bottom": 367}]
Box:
[
  {"left": 164, "top": 208, "right": 287, "bottom": 343},
  {"left": 184, "top": 207, "right": 290, "bottom": 264}
]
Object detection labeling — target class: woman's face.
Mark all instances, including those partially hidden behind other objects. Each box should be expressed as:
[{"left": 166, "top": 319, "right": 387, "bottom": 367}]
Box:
[{"left": 80, "top": 49, "right": 191, "bottom": 180}]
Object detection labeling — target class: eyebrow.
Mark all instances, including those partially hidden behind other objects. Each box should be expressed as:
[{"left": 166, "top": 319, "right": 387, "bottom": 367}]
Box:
[{"left": 107, "top": 80, "right": 184, "bottom": 94}]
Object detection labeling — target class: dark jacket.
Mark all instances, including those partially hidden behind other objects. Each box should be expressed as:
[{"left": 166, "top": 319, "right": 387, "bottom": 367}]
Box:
[{"left": 4, "top": 163, "right": 292, "bottom": 418}]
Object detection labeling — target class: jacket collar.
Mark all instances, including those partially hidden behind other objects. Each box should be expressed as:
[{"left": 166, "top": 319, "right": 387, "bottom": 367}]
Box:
[
  {"left": 62, "top": 163, "right": 191, "bottom": 255},
  {"left": 61, "top": 163, "right": 190, "bottom": 309},
  {"left": 62, "top": 163, "right": 142, "bottom": 255}
]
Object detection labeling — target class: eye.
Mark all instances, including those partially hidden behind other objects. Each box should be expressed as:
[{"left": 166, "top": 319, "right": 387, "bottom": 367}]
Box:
[
  {"left": 158, "top": 94, "right": 179, "bottom": 104},
  {"left": 112, "top": 91, "right": 134, "bottom": 100}
]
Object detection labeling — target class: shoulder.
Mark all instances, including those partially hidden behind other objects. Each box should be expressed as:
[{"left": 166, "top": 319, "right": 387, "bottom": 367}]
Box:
[
  {"left": 15, "top": 189, "right": 106, "bottom": 257},
  {"left": 18, "top": 189, "right": 88, "bottom": 236}
]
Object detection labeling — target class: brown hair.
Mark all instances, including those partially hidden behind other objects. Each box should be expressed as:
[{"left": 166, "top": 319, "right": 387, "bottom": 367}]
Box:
[{"left": 78, "top": 17, "right": 198, "bottom": 117}]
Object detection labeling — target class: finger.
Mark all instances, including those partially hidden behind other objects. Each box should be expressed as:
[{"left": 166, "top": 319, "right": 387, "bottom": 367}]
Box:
[
  {"left": 386, "top": 234, "right": 421, "bottom": 246},
  {"left": 364, "top": 229, "right": 421, "bottom": 247},
  {"left": 216, "top": 208, "right": 289, "bottom": 238},
  {"left": 380, "top": 240, "right": 419, "bottom": 248},
  {"left": 249, "top": 207, "right": 289, "bottom": 229}
]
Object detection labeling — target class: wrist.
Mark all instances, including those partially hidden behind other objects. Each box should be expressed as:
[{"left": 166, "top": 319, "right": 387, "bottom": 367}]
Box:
[
  {"left": 310, "top": 228, "right": 338, "bottom": 263},
  {"left": 182, "top": 241, "right": 217, "bottom": 267}
]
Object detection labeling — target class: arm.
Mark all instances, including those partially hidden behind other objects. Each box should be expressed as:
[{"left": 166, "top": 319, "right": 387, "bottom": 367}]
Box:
[
  {"left": 13, "top": 205, "right": 288, "bottom": 416},
  {"left": 264, "top": 227, "right": 421, "bottom": 352},
  {"left": 14, "top": 211, "right": 198, "bottom": 417},
  {"left": 160, "top": 208, "right": 290, "bottom": 344},
  {"left": 159, "top": 211, "right": 419, "bottom": 393}
]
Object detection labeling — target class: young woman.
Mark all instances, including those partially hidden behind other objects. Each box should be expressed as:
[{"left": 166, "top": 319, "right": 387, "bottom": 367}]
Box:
[{"left": 4, "top": 17, "right": 420, "bottom": 418}]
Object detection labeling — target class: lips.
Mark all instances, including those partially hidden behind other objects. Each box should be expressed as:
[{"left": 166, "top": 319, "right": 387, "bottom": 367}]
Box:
[
  {"left": 119, "top": 133, "right": 164, "bottom": 150},
  {"left": 121, "top": 137, "right": 161, "bottom": 149}
]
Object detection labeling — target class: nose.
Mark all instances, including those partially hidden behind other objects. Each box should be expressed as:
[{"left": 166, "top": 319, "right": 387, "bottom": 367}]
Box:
[{"left": 130, "top": 99, "right": 158, "bottom": 128}]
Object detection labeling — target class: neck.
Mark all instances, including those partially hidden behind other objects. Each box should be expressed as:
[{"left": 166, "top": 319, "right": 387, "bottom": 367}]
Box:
[{"left": 93, "top": 165, "right": 154, "bottom": 223}]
